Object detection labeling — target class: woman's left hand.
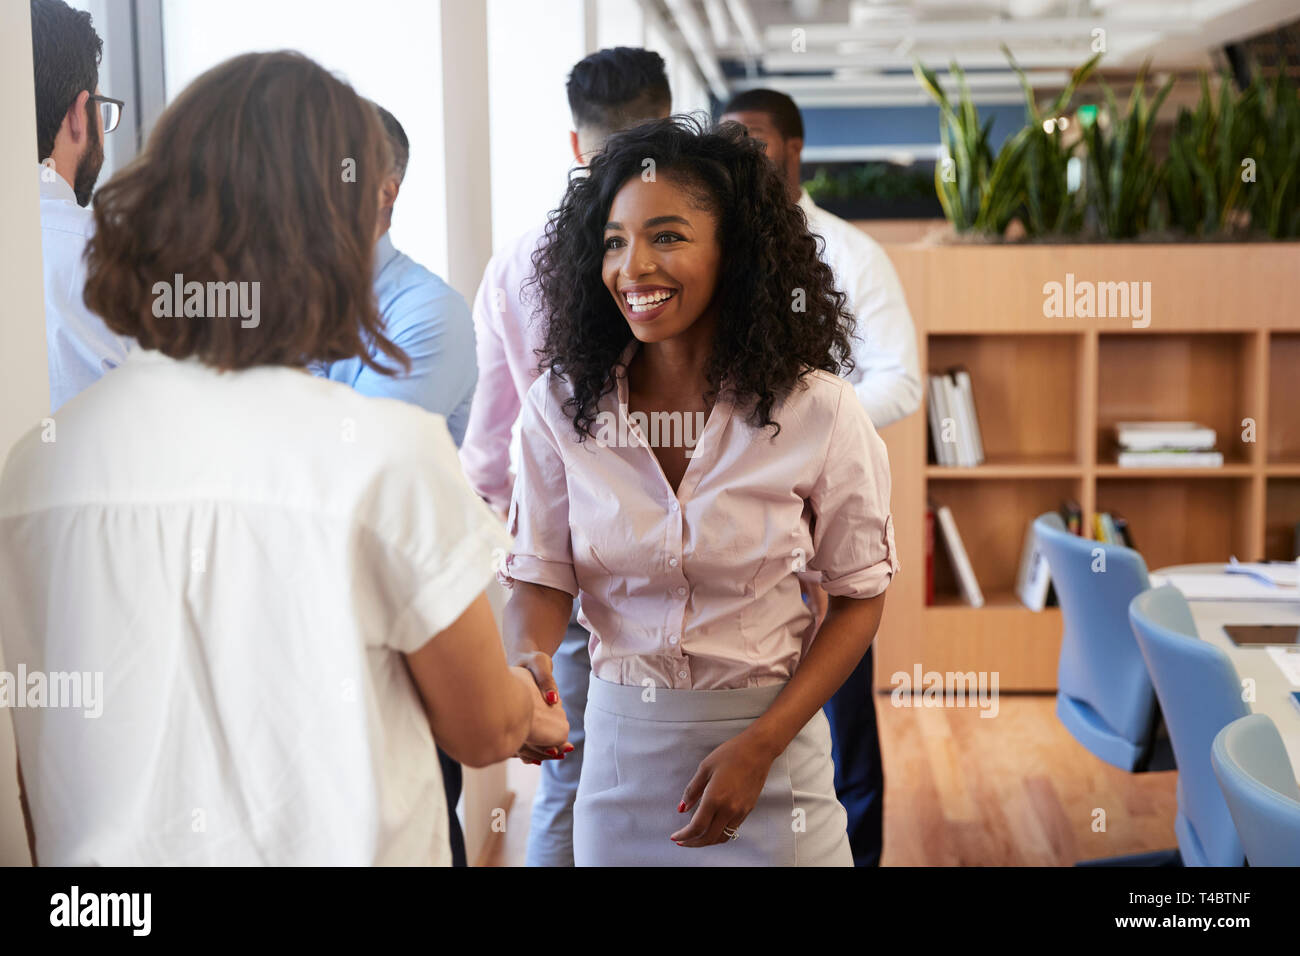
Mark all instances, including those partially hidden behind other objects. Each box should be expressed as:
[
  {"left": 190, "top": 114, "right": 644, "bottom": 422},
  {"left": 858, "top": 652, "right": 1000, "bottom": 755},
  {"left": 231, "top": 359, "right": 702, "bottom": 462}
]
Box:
[{"left": 669, "top": 730, "right": 776, "bottom": 847}]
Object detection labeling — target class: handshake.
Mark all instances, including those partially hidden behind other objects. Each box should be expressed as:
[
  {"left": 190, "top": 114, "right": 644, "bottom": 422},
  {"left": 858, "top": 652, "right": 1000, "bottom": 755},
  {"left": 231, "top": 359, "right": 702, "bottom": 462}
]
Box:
[{"left": 508, "top": 651, "right": 573, "bottom": 764}]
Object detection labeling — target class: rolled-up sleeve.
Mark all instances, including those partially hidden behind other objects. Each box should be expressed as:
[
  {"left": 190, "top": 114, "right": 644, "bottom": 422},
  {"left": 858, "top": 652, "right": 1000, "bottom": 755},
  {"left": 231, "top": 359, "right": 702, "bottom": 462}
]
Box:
[
  {"left": 808, "top": 382, "right": 899, "bottom": 598},
  {"left": 498, "top": 375, "right": 578, "bottom": 597}
]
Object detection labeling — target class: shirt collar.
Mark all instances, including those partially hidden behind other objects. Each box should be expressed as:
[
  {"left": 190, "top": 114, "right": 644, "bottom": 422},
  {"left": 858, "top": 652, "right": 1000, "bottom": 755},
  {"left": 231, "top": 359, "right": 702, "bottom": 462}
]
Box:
[
  {"left": 38, "top": 163, "right": 77, "bottom": 204},
  {"left": 374, "top": 231, "right": 399, "bottom": 277}
]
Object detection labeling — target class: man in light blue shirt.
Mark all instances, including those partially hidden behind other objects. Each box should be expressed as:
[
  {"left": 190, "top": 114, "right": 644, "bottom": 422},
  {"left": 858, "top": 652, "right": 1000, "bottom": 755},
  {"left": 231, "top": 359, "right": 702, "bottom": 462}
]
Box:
[
  {"left": 313, "top": 104, "right": 478, "bottom": 867},
  {"left": 313, "top": 106, "right": 476, "bottom": 445}
]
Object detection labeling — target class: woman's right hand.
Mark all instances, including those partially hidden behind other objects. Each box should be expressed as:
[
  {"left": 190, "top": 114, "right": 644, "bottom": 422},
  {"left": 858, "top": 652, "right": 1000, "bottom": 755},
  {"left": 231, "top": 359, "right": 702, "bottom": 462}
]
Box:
[{"left": 508, "top": 663, "right": 572, "bottom": 764}]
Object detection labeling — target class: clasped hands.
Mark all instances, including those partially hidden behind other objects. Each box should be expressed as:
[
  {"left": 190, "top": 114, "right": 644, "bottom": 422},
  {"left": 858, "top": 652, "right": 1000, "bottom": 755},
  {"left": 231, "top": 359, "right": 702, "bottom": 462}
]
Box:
[{"left": 511, "top": 652, "right": 776, "bottom": 849}]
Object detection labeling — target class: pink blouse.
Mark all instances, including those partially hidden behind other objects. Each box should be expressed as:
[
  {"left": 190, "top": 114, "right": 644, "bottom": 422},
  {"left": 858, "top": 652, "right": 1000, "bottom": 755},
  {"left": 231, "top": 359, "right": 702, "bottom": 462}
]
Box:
[{"left": 500, "top": 342, "right": 898, "bottom": 690}]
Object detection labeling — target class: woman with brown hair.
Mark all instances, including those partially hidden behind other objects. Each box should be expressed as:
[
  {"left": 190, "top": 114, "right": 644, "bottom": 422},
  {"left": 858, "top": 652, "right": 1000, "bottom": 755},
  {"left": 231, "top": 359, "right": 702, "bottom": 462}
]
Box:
[{"left": 0, "top": 50, "right": 567, "bottom": 865}]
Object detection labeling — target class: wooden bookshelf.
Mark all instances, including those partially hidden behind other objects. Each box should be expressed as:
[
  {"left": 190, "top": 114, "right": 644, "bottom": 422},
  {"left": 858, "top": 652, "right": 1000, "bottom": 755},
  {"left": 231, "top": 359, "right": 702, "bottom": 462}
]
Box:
[{"left": 872, "top": 243, "right": 1300, "bottom": 691}]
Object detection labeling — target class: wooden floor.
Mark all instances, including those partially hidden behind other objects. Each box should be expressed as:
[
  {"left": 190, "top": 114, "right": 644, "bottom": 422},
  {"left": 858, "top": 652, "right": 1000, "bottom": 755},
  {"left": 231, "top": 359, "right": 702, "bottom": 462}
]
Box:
[{"left": 480, "top": 694, "right": 1179, "bottom": 866}]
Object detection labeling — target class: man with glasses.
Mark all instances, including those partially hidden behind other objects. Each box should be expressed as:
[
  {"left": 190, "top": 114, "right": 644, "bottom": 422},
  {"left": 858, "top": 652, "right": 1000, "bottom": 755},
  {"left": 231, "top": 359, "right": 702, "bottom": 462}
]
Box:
[{"left": 31, "top": 0, "right": 131, "bottom": 411}]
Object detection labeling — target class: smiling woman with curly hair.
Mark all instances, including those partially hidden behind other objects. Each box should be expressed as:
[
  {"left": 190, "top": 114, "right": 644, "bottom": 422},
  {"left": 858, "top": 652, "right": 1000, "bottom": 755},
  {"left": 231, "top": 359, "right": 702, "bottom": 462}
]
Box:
[{"left": 499, "top": 115, "right": 898, "bottom": 867}]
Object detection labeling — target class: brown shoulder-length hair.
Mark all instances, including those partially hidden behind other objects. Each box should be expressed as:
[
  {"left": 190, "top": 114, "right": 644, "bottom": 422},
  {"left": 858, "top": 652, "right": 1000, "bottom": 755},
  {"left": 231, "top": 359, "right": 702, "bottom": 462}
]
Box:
[{"left": 84, "top": 50, "right": 408, "bottom": 375}]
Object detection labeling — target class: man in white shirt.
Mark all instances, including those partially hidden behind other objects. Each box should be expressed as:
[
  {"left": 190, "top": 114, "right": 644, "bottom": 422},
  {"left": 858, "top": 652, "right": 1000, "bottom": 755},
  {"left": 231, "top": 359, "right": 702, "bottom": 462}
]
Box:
[
  {"left": 31, "top": 0, "right": 132, "bottom": 411},
  {"left": 721, "top": 89, "right": 922, "bottom": 867}
]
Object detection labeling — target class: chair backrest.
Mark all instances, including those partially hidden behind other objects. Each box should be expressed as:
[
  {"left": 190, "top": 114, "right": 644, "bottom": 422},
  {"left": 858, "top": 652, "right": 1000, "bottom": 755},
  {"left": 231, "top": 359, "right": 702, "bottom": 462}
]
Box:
[
  {"left": 1034, "top": 512, "right": 1157, "bottom": 746},
  {"left": 1212, "top": 713, "right": 1300, "bottom": 866},
  {"left": 1130, "top": 586, "right": 1248, "bottom": 866}
]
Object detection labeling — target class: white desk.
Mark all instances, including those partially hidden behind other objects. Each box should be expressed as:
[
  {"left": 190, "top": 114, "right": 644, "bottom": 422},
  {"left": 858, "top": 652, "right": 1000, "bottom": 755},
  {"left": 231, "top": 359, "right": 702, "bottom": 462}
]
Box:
[{"left": 1154, "top": 564, "right": 1300, "bottom": 782}]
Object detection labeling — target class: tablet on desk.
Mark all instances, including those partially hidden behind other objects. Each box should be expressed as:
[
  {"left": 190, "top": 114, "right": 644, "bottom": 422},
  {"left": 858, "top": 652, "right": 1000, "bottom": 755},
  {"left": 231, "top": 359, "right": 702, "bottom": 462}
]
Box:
[{"left": 1224, "top": 625, "right": 1300, "bottom": 647}]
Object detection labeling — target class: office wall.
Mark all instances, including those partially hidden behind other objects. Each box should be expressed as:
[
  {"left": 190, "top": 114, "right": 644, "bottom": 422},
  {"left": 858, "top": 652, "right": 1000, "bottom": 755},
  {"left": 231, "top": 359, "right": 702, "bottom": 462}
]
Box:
[
  {"left": 161, "top": 0, "right": 450, "bottom": 281},
  {"left": 0, "top": 0, "right": 48, "bottom": 867},
  {"left": 486, "top": 0, "right": 590, "bottom": 249}
]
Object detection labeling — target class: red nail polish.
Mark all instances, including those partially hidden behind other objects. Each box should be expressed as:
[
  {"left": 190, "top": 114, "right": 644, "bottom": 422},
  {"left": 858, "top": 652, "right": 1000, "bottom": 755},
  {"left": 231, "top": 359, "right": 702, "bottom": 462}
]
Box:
[
  {"left": 564, "top": 744, "right": 575, "bottom": 753},
  {"left": 677, "top": 802, "right": 686, "bottom": 813},
  {"left": 546, "top": 691, "right": 559, "bottom": 705}
]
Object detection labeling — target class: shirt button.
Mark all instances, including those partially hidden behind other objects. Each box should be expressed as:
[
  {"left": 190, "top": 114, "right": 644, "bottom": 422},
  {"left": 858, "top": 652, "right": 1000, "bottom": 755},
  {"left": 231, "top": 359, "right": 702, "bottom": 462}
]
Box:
[
  {"left": 669, "top": 635, "right": 679, "bottom": 645},
  {"left": 677, "top": 586, "right": 687, "bottom": 596},
  {"left": 669, "top": 500, "right": 679, "bottom": 512},
  {"left": 668, "top": 557, "right": 679, "bottom": 567},
  {"left": 678, "top": 670, "right": 688, "bottom": 679}
]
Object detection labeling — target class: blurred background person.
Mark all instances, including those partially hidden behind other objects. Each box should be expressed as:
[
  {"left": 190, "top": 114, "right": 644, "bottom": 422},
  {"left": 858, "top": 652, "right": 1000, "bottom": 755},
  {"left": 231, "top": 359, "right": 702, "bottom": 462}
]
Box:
[
  {"left": 310, "top": 102, "right": 478, "bottom": 865},
  {"left": 30, "top": 0, "right": 131, "bottom": 412},
  {"left": 0, "top": 50, "right": 566, "bottom": 866},
  {"left": 721, "top": 88, "right": 921, "bottom": 868},
  {"left": 460, "top": 46, "right": 671, "bottom": 867},
  {"left": 313, "top": 104, "right": 476, "bottom": 444}
]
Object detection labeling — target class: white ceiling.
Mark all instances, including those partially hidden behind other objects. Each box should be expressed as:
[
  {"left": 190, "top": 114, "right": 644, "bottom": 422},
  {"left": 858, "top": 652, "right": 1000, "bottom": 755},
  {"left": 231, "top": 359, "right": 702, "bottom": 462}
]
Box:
[{"left": 647, "top": 0, "right": 1299, "bottom": 106}]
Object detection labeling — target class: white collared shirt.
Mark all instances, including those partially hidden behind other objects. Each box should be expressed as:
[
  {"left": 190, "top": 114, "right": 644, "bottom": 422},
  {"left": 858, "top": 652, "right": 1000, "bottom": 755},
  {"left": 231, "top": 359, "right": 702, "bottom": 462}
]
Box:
[
  {"left": 37, "top": 164, "right": 133, "bottom": 411},
  {"left": 797, "top": 188, "right": 922, "bottom": 429},
  {"left": 0, "top": 348, "right": 510, "bottom": 865}
]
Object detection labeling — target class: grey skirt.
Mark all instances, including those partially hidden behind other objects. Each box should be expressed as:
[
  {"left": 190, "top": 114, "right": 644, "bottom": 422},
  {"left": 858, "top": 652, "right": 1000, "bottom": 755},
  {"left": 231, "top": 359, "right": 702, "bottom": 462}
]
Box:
[{"left": 572, "top": 675, "right": 852, "bottom": 866}]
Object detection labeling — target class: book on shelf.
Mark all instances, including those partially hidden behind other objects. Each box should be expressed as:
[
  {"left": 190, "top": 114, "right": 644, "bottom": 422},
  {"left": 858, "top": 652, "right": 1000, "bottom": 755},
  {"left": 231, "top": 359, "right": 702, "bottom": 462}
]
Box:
[
  {"left": 1115, "top": 421, "right": 1222, "bottom": 468},
  {"left": 926, "top": 368, "right": 984, "bottom": 467},
  {"left": 933, "top": 503, "right": 984, "bottom": 608},
  {"left": 924, "top": 506, "right": 935, "bottom": 606},
  {"left": 1013, "top": 500, "right": 1080, "bottom": 611},
  {"left": 1116, "top": 421, "right": 1217, "bottom": 452},
  {"left": 926, "top": 376, "right": 951, "bottom": 466},
  {"left": 1061, "top": 499, "right": 1082, "bottom": 536},
  {"left": 1092, "top": 511, "right": 1136, "bottom": 549},
  {"left": 1015, "top": 523, "right": 1053, "bottom": 611},
  {"left": 1116, "top": 450, "right": 1225, "bottom": 468}
]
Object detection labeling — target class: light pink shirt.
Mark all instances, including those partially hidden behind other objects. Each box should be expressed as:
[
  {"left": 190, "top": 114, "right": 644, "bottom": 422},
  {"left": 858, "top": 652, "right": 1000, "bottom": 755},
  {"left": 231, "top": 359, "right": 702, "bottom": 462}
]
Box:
[
  {"left": 500, "top": 342, "right": 898, "bottom": 690},
  {"left": 459, "top": 223, "right": 549, "bottom": 513}
]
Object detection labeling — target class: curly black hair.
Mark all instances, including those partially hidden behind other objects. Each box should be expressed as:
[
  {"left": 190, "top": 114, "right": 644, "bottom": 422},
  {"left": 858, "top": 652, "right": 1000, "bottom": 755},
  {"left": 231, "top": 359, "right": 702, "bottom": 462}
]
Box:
[{"left": 527, "top": 114, "right": 856, "bottom": 441}]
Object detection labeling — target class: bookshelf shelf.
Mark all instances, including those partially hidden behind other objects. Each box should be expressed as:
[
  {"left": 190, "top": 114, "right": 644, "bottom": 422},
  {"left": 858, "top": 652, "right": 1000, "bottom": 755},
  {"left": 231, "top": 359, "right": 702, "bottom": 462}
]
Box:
[
  {"left": 1094, "top": 463, "right": 1256, "bottom": 478},
  {"left": 926, "top": 461, "right": 1082, "bottom": 479},
  {"left": 875, "top": 242, "right": 1300, "bottom": 691}
]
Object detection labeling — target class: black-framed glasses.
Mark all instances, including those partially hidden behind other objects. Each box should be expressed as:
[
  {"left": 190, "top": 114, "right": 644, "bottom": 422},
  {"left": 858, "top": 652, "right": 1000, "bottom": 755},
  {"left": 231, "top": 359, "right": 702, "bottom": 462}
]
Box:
[{"left": 88, "top": 94, "right": 125, "bottom": 134}]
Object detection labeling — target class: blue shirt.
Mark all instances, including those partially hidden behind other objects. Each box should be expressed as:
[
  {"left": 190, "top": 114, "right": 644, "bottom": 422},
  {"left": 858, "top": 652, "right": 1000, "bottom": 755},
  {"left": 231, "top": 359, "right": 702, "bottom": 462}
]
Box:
[{"left": 314, "top": 233, "right": 477, "bottom": 446}]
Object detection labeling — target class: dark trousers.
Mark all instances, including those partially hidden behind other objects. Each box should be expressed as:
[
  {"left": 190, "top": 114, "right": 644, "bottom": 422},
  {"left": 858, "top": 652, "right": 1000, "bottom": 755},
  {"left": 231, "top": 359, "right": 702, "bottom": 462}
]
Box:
[
  {"left": 437, "top": 746, "right": 467, "bottom": 867},
  {"left": 823, "top": 644, "right": 884, "bottom": 867}
]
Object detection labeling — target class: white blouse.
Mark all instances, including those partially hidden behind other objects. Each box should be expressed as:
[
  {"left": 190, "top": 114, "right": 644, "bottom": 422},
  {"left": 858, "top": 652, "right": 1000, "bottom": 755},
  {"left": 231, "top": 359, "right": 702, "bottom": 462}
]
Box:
[
  {"left": 501, "top": 341, "right": 898, "bottom": 691},
  {"left": 0, "top": 349, "right": 509, "bottom": 865}
]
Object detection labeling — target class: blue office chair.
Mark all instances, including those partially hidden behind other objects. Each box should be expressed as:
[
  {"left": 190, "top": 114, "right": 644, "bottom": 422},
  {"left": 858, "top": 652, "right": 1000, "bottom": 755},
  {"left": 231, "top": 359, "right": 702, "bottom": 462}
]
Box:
[
  {"left": 1129, "top": 586, "right": 1248, "bottom": 866},
  {"left": 1034, "top": 512, "right": 1168, "bottom": 773},
  {"left": 1212, "top": 713, "right": 1300, "bottom": 866}
]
